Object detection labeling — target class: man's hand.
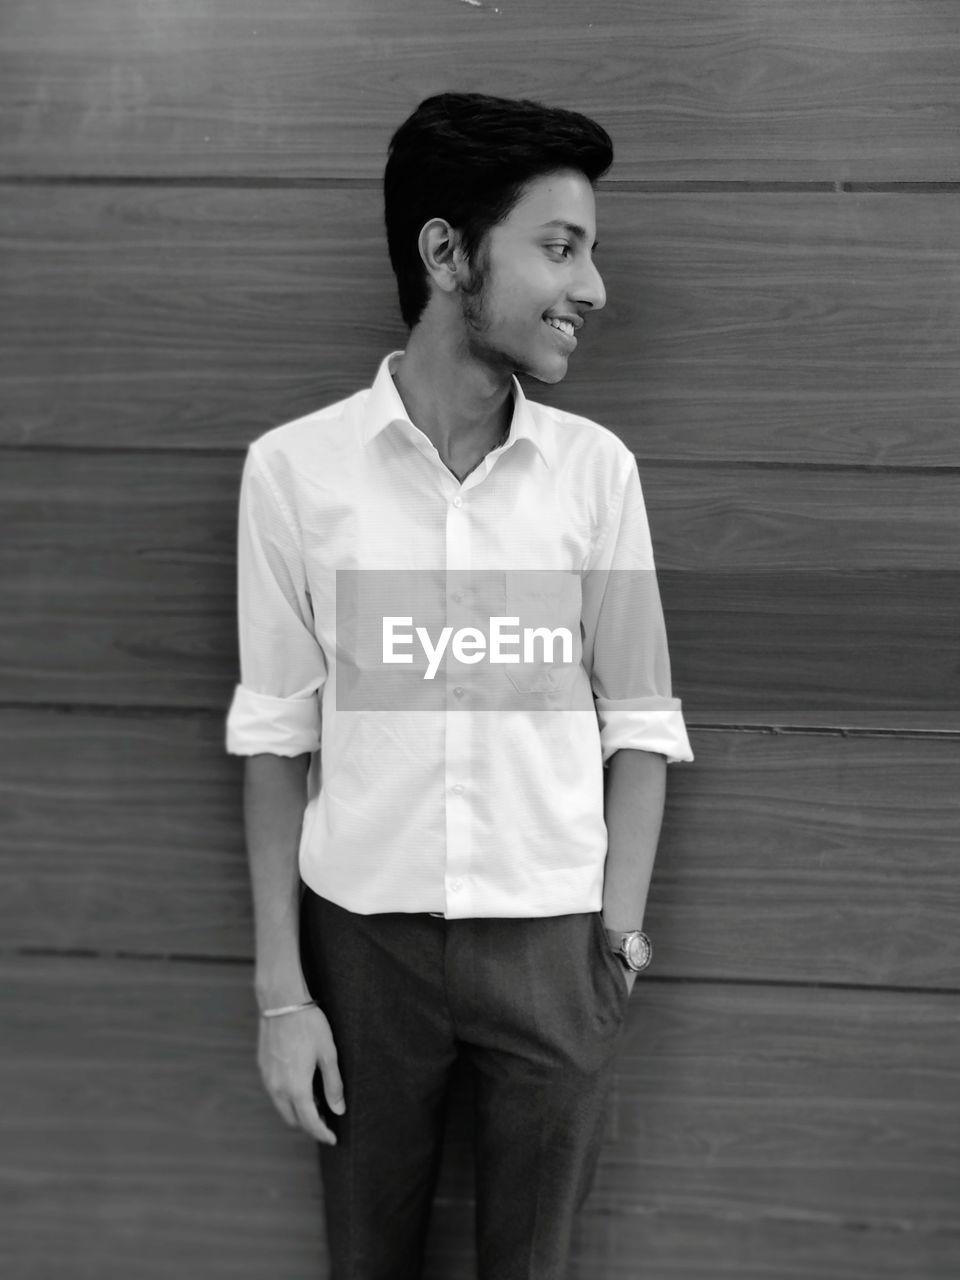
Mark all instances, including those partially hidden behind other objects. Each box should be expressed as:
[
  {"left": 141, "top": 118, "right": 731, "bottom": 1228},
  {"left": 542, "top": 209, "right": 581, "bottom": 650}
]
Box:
[{"left": 257, "top": 1005, "right": 345, "bottom": 1145}]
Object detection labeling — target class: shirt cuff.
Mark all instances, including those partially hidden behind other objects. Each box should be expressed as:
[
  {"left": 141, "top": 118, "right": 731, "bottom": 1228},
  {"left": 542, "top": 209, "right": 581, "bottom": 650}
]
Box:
[
  {"left": 225, "top": 684, "right": 321, "bottom": 757},
  {"left": 595, "top": 696, "right": 694, "bottom": 765}
]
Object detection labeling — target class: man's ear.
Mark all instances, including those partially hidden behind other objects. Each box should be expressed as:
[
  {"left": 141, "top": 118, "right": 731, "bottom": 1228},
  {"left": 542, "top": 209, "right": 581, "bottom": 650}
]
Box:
[{"left": 418, "top": 219, "right": 469, "bottom": 297}]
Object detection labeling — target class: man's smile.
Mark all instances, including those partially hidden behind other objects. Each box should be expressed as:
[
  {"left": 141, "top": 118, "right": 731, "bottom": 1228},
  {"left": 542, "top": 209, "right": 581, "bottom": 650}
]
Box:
[{"left": 543, "top": 315, "right": 579, "bottom": 348}]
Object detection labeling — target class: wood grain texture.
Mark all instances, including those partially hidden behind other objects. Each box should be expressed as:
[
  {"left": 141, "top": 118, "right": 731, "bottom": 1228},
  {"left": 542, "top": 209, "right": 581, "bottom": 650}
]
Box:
[
  {"left": 3, "top": 186, "right": 959, "bottom": 464},
  {"left": 1, "top": 450, "right": 958, "bottom": 720},
  {"left": 0, "top": 953, "right": 328, "bottom": 1280},
  {"left": 1, "top": 0, "right": 959, "bottom": 181},
  {"left": 2, "top": 954, "right": 957, "bottom": 1279},
  {"left": 3, "top": 3, "right": 957, "bottom": 1276},
  {"left": 659, "top": 568, "right": 960, "bottom": 720},
  {"left": 2, "top": 711, "right": 958, "bottom": 989}
]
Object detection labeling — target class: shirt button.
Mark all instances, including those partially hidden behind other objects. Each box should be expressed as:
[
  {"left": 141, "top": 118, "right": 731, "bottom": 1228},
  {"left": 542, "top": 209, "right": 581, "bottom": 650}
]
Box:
[
  {"left": 450, "top": 879, "right": 464, "bottom": 893},
  {"left": 453, "top": 686, "right": 465, "bottom": 699},
  {"left": 451, "top": 591, "right": 464, "bottom": 603},
  {"left": 452, "top": 496, "right": 462, "bottom": 508},
  {"left": 452, "top": 784, "right": 464, "bottom": 794}
]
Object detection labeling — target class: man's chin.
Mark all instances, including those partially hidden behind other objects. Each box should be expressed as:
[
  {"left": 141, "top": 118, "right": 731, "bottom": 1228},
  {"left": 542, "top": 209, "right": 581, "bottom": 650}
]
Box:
[{"left": 519, "top": 357, "right": 570, "bottom": 386}]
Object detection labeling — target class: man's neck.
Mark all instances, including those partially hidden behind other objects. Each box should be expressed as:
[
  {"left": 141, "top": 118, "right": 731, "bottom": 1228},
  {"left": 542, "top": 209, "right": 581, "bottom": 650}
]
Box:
[{"left": 391, "top": 323, "right": 515, "bottom": 475}]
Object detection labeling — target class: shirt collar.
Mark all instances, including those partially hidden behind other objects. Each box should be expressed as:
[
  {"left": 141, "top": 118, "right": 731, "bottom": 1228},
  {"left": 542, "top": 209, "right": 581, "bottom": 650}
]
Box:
[{"left": 360, "top": 350, "right": 553, "bottom": 470}]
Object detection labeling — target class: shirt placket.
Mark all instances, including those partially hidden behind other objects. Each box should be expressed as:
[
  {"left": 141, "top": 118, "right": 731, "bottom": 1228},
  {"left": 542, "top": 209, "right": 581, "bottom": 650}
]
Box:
[{"left": 443, "top": 482, "right": 473, "bottom": 917}]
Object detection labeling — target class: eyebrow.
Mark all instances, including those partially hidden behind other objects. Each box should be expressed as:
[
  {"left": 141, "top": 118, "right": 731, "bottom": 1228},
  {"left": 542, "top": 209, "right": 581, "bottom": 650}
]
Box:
[{"left": 538, "top": 220, "right": 599, "bottom": 252}]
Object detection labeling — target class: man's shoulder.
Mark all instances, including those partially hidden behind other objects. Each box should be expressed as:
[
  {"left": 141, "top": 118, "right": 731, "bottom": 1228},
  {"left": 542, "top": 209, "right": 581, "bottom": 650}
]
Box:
[
  {"left": 524, "top": 395, "right": 636, "bottom": 475},
  {"left": 248, "top": 384, "right": 368, "bottom": 476}
]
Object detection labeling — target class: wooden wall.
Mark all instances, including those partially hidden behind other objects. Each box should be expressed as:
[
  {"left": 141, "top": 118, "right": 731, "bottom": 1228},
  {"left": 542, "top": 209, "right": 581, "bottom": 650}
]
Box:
[{"left": 2, "top": 1, "right": 958, "bottom": 1276}]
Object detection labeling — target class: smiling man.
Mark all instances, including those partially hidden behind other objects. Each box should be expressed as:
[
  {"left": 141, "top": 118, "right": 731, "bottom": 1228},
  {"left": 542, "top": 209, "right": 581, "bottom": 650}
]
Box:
[{"left": 226, "top": 93, "right": 693, "bottom": 1280}]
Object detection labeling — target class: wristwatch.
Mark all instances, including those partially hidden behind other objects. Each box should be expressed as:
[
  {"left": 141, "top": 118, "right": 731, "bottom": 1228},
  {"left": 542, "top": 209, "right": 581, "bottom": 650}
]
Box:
[{"left": 604, "top": 928, "right": 653, "bottom": 973}]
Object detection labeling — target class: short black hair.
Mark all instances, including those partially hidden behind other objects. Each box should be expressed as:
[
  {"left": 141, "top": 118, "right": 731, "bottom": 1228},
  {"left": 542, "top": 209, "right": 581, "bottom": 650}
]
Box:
[{"left": 384, "top": 92, "right": 614, "bottom": 329}]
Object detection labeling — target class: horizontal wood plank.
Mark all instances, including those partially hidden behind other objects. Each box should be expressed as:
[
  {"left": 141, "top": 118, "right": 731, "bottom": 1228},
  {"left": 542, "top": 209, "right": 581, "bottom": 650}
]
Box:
[
  {"left": 659, "top": 568, "right": 960, "bottom": 719},
  {"left": 2, "top": 955, "right": 957, "bottom": 1278},
  {"left": 1, "top": 0, "right": 959, "bottom": 181},
  {"left": 0, "top": 953, "right": 327, "bottom": 1280},
  {"left": 3, "top": 711, "right": 958, "bottom": 989},
  {"left": 1, "top": 451, "right": 958, "bottom": 720},
  {"left": 2, "top": 187, "right": 959, "bottom": 464},
  {"left": 4, "top": 451, "right": 959, "bottom": 570}
]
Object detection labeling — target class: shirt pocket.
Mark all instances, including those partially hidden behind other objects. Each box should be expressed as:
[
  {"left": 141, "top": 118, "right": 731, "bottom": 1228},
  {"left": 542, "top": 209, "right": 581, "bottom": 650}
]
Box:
[{"left": 500, "top": 571, "right": 583, "bottom": 696}]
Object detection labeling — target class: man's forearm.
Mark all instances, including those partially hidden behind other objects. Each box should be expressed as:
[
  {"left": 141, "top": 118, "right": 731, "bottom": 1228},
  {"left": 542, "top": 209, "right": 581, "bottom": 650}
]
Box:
[
  {"left": 601, "top": 748, "right": 667, "bottom": 932},
  {"left": 243, "top": 752, "right": 313, "bottom": 1008}
]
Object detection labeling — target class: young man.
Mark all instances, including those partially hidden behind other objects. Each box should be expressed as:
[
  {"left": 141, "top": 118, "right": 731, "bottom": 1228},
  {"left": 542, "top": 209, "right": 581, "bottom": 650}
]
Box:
[{"left": 226, "top": 93, "right": 693, "bottom": 1280}]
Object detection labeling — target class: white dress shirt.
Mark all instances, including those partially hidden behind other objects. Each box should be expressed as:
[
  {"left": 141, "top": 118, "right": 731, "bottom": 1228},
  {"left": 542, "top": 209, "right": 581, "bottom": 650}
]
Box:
[{"left": 226, "top": 351, "right": 693, "bottom": 918}]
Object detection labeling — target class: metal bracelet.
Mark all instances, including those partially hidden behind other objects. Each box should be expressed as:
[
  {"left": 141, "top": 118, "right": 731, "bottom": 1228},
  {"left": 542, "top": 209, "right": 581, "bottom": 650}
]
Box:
[{"left": 259, "top": 998, "right": 318, "bottom": 1019}]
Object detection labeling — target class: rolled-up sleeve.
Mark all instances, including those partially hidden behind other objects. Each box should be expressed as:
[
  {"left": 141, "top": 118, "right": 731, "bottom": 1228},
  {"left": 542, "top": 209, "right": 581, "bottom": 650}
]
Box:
[
  {"left": 582, "top": 451, "right": 693, "bottom": 765},
  {"left": 225, "top": 444, "right": 327, "bottom": 757}
]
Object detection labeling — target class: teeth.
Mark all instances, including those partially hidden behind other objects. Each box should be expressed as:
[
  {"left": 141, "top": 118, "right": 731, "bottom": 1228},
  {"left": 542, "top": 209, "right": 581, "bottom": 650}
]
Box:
[{"left": 545, "top": 317, "right": 575, "bottom": 336}]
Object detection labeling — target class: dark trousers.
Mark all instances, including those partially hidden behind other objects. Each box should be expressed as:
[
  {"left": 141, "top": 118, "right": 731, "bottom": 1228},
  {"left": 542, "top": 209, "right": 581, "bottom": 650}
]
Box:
[{"left": 299, "top": 889, "right": 631, "bottom": 1280}]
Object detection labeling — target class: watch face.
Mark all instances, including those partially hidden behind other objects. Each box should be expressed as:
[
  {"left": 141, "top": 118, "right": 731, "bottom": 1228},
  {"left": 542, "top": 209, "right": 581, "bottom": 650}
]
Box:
[{"left": 623, "top": 932, "right": 652, "bottom": 971}]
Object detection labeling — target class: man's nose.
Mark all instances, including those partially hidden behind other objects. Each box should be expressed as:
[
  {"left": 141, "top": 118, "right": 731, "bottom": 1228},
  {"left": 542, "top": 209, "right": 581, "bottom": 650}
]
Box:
[{"left": 574, "top": 257, "right": 606, "bottom": 313}]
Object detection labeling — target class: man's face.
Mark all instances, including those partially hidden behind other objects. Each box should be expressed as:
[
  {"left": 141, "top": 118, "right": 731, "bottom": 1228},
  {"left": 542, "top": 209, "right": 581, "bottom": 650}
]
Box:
[{"left": 456, "top": 168, "right": 606, "bottom": 384}]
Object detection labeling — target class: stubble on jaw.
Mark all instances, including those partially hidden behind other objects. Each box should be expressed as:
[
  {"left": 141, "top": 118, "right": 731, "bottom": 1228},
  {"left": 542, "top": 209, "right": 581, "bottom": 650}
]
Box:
[
  {"left": 457, "top": 240, "right": 547, "bottom": 383},
  {"left": 459, "top": 239, "right": 490, "bottom": 338}
]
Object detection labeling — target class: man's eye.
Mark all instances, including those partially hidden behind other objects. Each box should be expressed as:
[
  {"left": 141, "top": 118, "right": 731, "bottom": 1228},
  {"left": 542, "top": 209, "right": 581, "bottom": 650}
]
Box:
[{"left": 548, "top": 244, "right": 572, "bottom": 258}]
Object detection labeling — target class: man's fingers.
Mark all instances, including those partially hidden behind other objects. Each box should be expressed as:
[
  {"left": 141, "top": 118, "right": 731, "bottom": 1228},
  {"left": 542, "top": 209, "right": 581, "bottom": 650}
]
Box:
[
  {"left": 272, "top": 1094, "right": 299, "bottom": 1129},
  {"left": 291, "top": 1092, "right": 339, "bottom": 1145},
  {"left": 268, "top": 1088, "right": 337, "bottom": 1144},
  {"left": 317, "top": 1051, "right": 346, "bottom": 1117}
]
